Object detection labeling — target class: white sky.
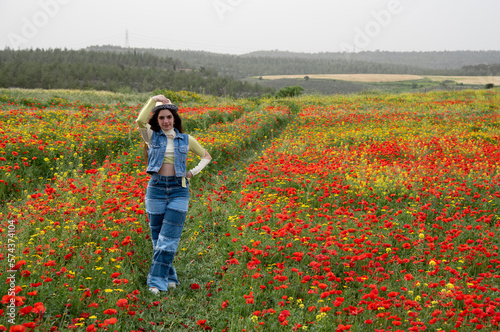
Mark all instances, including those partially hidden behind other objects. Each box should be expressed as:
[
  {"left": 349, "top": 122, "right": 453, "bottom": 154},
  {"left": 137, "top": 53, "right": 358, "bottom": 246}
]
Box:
[{"left": 1, "top": 0, "right": 499, "bottom": 55}]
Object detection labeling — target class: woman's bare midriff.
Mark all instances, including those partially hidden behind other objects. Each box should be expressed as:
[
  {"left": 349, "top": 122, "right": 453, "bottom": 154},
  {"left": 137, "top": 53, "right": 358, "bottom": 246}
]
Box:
[{"left": 158, "top": 163, "right": 176, "bottom": 176}]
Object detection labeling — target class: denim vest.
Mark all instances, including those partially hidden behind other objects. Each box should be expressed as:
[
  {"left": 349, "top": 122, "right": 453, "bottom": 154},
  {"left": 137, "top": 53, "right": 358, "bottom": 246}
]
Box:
[{"left": 146, "top": 128, "right": 189, "bottom": 177}]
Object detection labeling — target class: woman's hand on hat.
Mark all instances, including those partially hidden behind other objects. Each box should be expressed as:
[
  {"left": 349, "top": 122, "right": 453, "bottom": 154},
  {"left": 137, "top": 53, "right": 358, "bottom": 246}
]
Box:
[{"left": 153, "top": 95, "right": 171, "bottom": 104}]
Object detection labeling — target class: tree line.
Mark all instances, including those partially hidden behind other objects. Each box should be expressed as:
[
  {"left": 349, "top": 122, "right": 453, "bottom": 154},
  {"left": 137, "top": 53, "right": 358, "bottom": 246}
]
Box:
[
  {"left": 88, "top": 46, "right": 500, "bottom": 78},
  {"left": 0, "top": 48, "right": 274, "bottom": 97}
]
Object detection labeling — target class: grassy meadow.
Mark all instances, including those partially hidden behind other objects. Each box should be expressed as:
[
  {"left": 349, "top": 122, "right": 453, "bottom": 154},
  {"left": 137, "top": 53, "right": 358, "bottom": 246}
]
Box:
[
  {"left": 1, "top": 88, "right": 500, "bottom": 331},
  {"left": 257, "top": 74, "right": 500, "bottom": 85}
]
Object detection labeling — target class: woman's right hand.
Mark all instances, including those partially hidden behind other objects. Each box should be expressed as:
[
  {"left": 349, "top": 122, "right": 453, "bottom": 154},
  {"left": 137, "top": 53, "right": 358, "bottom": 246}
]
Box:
[{"left": 152, "top": 95, "right": 171, "bottom": 104}]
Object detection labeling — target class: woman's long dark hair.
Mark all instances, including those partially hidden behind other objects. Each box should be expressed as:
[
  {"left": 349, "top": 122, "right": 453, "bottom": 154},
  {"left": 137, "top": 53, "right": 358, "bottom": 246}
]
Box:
[
  {"left": 142, "top": 103, "right": 184, "bottom": 163},
  {"left": 148, "top": 104, "right": 184, "bottom": 133}
]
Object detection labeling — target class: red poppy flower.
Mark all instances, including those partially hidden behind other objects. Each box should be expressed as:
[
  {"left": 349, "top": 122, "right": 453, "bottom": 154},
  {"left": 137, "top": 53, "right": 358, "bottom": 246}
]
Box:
[
  {"left": 243, "top": 291, "right": 254, "bottom": 304},
  {"left": 19, "top": 306, "right": 33, "bottom": 315},
  {"left": 121, "top": 236, "right": 132, "bottom": 246},
  {"left": 103, "top": 308, "right": 118, "bottom": 315},
  {"left": 116, "top": 299, "right": 128, "bottom": 308},
  {"left": 333, "top": 297, "right": 345, "bottom": 307},
  {"left": 86, "top": 324, "right": 97, "bottom": 332},
  {"left": 404, "top": 273, "right": 414, "bottom": 281},
  {"left": 32, "top": 302, "right": 46, "bottom": 314}
]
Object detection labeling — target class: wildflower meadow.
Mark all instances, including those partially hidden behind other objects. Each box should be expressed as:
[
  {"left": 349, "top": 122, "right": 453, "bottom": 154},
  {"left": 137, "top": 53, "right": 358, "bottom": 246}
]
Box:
[{"left": 1, "top": 88, "right": 499, "bottom": 331}]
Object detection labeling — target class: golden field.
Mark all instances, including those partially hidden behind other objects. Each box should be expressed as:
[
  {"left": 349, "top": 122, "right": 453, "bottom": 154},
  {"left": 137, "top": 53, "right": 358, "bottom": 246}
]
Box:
[{"left": 257, "top": 73, "right": 500, "bottom": 85}]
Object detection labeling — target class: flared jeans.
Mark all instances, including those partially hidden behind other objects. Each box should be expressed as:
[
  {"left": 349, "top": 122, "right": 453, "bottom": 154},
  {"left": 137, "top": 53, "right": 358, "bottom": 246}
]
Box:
[{"left": 145, "top": 174, "right": 189, "bottom": 291}]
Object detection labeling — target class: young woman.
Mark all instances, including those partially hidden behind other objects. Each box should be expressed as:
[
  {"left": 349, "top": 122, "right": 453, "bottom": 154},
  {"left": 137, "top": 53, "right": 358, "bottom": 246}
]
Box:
[{"left": 136, "top": 94, "right": 211, "bottom": 294}]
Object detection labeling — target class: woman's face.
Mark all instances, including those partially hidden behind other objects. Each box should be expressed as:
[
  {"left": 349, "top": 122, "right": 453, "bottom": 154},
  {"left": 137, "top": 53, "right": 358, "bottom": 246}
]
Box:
[{"left": 157, "top": 109, "right": 174, "bottom": 131}]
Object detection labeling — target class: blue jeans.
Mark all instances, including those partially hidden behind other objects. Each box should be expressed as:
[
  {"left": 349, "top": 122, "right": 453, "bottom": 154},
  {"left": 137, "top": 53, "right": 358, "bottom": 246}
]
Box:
[{"left": 145, "top": 174, "right": 189, "bottom": 291}]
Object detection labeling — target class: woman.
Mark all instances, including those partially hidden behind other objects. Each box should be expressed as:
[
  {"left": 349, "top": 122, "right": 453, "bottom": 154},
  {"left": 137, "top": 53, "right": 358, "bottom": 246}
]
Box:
[{"left": 136, "top": 94, "right": 211, "bottom": 294}]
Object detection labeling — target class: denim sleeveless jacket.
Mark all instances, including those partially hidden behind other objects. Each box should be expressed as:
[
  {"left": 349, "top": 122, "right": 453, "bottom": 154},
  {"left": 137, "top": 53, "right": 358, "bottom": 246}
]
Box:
[{"left": 146, "top": 128, "right": 189, "bottom": 176}]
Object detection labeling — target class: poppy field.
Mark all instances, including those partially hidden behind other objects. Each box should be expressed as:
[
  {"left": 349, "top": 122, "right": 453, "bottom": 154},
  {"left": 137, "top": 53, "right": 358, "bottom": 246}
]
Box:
[{"left": 1, "top": 88, "right": 500, "bottom": 331}]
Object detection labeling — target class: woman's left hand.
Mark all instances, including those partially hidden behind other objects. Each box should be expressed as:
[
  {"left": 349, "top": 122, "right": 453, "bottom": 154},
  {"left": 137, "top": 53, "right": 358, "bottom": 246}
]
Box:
[
  {"left": 152, "top": 95, "right": 171, "bottom": 104},
  {"left": 186, "top": 171, "right": 193, "bottom": 179}
]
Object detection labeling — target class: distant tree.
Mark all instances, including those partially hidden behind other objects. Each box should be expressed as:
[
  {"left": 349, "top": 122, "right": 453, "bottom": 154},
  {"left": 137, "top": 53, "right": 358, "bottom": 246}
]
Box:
[
  {"left": 304, "top": 76, "right": 310, "bottom": 81},
  {"left": 275, "top": 85, "right": 304, "bottom": 98},
  {"left": 485, "top": 83, "right": 494, "bottom": 89}
]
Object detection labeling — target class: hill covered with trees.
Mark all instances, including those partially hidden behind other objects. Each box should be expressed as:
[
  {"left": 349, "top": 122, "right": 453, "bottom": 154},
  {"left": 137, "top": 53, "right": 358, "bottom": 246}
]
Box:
[
  {"left": 0, "top": 48, "right": 273, "bottom": 97},
  {"left": 244, "top": 50, "right": 500, "bottom": 70},
  {"left": 88, "top": 46, "right": 500, "bottom": 78}
]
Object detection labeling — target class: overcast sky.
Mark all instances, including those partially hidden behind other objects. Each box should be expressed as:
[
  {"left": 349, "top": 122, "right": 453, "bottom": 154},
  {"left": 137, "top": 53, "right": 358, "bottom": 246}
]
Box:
[{"left": 1, "top": 0, "right": 499, "bottom": 55}]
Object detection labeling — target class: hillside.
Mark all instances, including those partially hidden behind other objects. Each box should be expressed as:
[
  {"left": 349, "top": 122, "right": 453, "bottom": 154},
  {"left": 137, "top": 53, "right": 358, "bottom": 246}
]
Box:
[
  {"left": 244, "top": 50, "right": 500, "bottom": 70},
  {"left": 88, "top": 46, "right": 500, "bottom": 78},
  {"left": 0, "top": 48, "right": 273, "bottom": 97}
]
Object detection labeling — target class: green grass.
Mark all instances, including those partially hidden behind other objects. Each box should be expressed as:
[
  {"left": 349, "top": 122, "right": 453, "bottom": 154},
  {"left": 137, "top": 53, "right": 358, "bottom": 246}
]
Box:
[{"left": 247, "top": 77, "right": 487, "bottom": 96}]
